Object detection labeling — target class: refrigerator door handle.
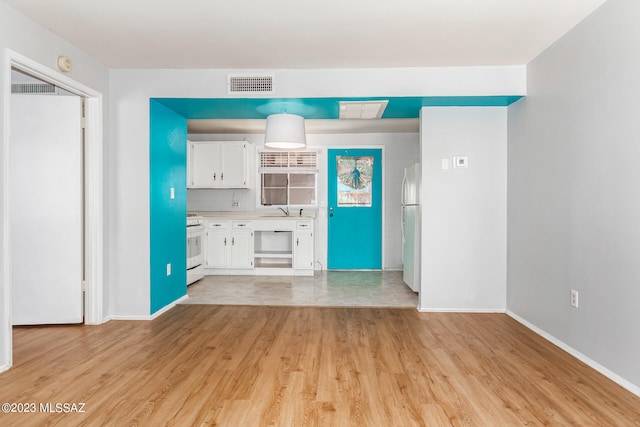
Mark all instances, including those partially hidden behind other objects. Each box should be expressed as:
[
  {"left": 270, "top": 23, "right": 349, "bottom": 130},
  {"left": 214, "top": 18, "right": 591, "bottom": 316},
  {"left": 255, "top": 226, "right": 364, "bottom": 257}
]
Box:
[
  {"left": 401, "top": 207, "right": 405, "bottom": 243},
  {"left": 401, "top": 173, "right": 407, "bottom": 206}
]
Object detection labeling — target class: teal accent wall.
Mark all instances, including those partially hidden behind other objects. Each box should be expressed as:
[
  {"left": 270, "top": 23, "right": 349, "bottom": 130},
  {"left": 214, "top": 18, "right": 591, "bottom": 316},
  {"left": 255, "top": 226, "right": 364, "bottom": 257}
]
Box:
[
  {"left": 149, "top": 100, "right": 187, "bottom": 314},
  {"left": 147, "top": 94, "right": 522, "bottom": 309},
  {"left": 154, "top": 96, "right": 522, "bottom": 120}
]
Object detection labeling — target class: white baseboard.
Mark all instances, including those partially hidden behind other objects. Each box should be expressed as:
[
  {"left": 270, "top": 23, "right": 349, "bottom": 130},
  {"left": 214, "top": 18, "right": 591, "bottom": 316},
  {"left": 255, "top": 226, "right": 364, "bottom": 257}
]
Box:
[
  {"left": 0, "top": 364, "right": 10, "bottom": 374},
  {"left": 106, "top": 314, "right": 153, "bottom": 321},
  {"left": 106, "top": 294, "right": 189, "bottom": 321},
  {"left": 84, "top": 317, "right": 109, "bottom": 325},
  {"left": 150, "top": 294, "right": 189, "bottom": 319},
  {"left": 417, "top": 307, "right": 506, "bottom": 313},
  {"left": 507, "top": 310, "right": 640, "bottom": 398}
]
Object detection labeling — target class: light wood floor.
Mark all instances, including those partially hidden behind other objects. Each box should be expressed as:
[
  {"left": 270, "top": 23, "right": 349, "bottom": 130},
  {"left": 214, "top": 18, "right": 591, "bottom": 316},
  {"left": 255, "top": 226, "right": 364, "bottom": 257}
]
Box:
[{"left": 1, "top": 306, "right": 639, "bottom": 426}]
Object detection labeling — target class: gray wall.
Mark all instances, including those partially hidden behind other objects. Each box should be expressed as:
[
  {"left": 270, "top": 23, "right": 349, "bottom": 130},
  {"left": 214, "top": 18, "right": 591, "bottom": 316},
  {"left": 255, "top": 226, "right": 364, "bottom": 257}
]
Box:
[
  {"left": 507, "top": 0, "right": 640, "bottom": 390},
  {"left": 420, "top": 107, "right": 507, "bottom": 311}
]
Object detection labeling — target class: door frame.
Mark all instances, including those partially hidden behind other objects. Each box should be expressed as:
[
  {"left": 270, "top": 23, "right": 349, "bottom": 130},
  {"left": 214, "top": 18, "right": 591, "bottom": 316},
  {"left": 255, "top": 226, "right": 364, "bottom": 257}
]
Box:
[
  {"left": 325, "top": 145, "right": 386, "bottom": 270},
  {"left": 1, "top": 49, "right": 104, "bottom": 368}
]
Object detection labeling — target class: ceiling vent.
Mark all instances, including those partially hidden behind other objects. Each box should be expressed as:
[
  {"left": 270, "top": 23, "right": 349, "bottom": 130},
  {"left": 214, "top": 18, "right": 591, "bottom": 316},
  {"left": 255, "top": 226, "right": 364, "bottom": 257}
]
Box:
[
  {"left": 11, "top": 83, "right": 57, "bottom": 95},
  {"left": 227, "top": 74, "right": 275, "bottom": 95},
  {"left": 339, "top": 100, "right": 389, "bottom": 119}
]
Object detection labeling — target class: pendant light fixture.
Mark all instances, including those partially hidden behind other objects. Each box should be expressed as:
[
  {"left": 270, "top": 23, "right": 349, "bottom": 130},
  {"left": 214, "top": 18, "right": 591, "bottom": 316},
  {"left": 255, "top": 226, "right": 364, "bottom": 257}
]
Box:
[{"left": 264, "top": 113, "right": 306, "bottom": 149}]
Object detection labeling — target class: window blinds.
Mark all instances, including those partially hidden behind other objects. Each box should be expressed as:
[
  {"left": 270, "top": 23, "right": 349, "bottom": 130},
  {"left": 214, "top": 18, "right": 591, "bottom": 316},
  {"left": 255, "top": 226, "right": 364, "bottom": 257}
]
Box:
[{"left": 259, "top": 151, "right": 318, "bottom": 172}]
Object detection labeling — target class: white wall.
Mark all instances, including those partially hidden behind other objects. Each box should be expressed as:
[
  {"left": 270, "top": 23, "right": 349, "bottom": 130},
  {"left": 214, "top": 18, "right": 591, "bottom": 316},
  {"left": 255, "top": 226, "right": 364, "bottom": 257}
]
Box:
[
  {"left": 507, "top": 0, "right": 640, "bottom": 392},
  {"left": 0, "top": 0, "right": 110, "bottom": 370},
  {"left": 187, "top": 132, "right": 419, "bottom": 270},
  {"left": 420, "top": 107, "right": 507, "bottom": 311},
  {"left": 110, "top": 66, "right": 524, "bottom": 317}
]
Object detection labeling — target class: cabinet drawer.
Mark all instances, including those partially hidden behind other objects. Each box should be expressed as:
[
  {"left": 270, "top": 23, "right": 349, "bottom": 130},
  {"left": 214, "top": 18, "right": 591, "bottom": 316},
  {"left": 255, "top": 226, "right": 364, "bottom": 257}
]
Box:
[
  {"left": 207, "top": 221, "right": 230, "bottom": 229},
  {"left": 233, "top": 221, "right": 253, "bottom": 229},
  {"left": 296, "top": 221, "right": 312, "bottom": 230}
]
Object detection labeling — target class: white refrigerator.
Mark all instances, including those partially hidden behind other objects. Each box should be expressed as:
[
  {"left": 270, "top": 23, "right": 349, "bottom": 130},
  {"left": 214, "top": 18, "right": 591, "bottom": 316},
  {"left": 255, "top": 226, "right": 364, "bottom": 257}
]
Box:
[{"left": 402, "top": 163, "right": 421, "bottom": 292}]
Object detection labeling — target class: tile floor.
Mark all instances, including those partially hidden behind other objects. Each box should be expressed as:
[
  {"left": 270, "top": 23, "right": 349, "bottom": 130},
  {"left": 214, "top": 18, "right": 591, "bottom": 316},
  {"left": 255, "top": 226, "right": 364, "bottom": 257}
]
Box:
[{"left": 182, "top": 270, "right": 419, "bottom": 307}]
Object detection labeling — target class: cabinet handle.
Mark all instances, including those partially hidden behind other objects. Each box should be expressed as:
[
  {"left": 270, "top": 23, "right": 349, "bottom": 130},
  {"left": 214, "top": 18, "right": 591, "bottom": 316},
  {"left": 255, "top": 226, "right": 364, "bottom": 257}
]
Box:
[
  {"left": 232, "top": 237, "right": 235, "bottom": 245},
  {"left": 213, "top": 173, "right": 217, "bottom": 181},
  {"left": 237, "top": 224, "right": 246, "bottom": 227},
  {"left": 224, "top": 237, "right": 227, "bottom": 245},
  {"left": 296, "top": 238, "right": 299, "bottom": 247},
  {"left": 221, "top": 172, "right": 224, "bottom": 181}
]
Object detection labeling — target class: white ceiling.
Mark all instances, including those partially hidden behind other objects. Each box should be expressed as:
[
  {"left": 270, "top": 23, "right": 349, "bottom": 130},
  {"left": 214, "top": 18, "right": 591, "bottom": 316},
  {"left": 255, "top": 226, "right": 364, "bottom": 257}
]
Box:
[{"left": 3, "top": 0, "right": 607, "bottom": 69}]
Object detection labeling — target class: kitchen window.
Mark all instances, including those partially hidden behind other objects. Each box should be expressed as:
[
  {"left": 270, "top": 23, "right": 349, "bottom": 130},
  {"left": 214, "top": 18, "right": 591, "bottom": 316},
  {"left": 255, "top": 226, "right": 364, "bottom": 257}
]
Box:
[{"left": 258, "top": 150, "right": 318, "bottom": 207}]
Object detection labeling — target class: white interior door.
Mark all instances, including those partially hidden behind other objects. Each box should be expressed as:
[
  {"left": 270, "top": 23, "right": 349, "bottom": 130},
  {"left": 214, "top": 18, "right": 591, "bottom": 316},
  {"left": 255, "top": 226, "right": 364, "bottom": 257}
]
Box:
[{"left": 11, "top": 94, "right": 83, "bottom": 325}]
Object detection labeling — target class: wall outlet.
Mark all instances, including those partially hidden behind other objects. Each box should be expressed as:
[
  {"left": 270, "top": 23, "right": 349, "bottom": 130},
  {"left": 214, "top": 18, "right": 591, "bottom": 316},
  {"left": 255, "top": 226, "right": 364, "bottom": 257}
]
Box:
[
  {"left": 166, "top": 263, "right": 171, "bottom": 276},
  {"left": 570, "top": 289, "right": 579, "bottom": 308},
  {"left": 232, "top": 200, "right": 240, "bottom": 207},
  {"left": 170, "top": 187, "right": 175, "bottom": 200}
]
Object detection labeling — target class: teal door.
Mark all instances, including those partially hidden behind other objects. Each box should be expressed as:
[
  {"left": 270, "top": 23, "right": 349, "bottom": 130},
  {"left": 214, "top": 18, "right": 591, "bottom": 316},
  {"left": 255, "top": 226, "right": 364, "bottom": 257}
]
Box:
[{"left": 327, "top": 148, "right": 382, "bottom": 269}]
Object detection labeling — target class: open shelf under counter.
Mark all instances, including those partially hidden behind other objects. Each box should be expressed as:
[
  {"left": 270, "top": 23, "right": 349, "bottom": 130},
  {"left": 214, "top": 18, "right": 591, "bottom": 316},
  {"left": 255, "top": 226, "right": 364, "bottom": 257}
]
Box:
[
  {"left": 254, "top": 250, "right": 293, "bottom": 259},
  {"left": 254, "top": 261, "right": 293, "bottom": 269},
  {"left": 200, "top": 213, "right": 314, "bottom": 276}
]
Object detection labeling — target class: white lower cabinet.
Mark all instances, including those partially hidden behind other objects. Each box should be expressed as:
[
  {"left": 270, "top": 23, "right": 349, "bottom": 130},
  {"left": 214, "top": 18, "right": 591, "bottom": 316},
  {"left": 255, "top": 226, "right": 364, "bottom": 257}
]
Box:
[
  {"left": 205, "top": 225, "right": 229, "bottom": 268},
  {"left": 293, "top": 221, "right": 314, "bottom": 270},
  {"left": 229, "top": 225, "right": 254, "bottom": 268},
  {"left": 204, "top": 221, "right": 254, "bottom": 269},
  {"left": 203, "top": 217, "right": 314, "bottom": 276}
]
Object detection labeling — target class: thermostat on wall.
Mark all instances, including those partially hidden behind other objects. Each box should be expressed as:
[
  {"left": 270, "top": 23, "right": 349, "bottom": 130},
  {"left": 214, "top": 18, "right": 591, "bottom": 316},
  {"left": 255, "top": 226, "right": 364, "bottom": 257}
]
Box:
[{"left": 453, "top": 156, "right": 468, "bottom": 168}]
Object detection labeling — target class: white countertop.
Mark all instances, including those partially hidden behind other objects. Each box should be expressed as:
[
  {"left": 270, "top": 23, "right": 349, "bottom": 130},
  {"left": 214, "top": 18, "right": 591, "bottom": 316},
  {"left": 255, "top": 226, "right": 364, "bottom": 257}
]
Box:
[{"left": 191, "top": 210, "right": 316, "bottom": 220}]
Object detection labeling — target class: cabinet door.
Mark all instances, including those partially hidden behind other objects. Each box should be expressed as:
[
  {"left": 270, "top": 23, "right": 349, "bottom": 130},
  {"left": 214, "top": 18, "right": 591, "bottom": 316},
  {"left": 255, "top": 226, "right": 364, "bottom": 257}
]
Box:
[
  {"left": 189, "top": 142, "right": 221, "bottom": 187},
  {"left": 230, "top": 230, "right": 254, "bottom": 269},
  {"left": 205, "top": 229, "right": 229, "bottom": 268},
  {"left": 220, "top": 142, "right": 247, "bottom": 188},
  {"left": 293, "top": 231, "right": 314, "bottom": 270}
]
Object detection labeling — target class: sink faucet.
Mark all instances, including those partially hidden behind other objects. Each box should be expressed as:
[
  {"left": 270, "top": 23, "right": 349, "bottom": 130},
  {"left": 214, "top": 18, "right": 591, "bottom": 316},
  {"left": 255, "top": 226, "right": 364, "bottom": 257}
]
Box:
[{"left": 278, "top": 207, "right": 289, "bottom": 216}]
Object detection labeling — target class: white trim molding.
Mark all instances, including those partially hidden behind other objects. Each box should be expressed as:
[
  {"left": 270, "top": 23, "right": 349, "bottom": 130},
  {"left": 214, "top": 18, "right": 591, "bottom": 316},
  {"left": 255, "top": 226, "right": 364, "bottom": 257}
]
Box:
[
  {"left": 417, "top": 308, "right": 507, "bottom": 313},
  {"left": 507, "top": 310, "right": 640, "bottom": 398},
  {"left": 1, "top": 49, "right": 11, "bottom": 372},
  {"left": 106, "top": 295, "right": 189, "bottom": 321}
]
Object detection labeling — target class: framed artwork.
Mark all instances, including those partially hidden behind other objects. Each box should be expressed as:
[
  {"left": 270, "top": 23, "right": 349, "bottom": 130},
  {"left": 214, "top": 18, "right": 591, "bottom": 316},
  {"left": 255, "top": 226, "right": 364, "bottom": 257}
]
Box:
[{"left": 336, "top": 155, "right": 374, "bottom": 207}]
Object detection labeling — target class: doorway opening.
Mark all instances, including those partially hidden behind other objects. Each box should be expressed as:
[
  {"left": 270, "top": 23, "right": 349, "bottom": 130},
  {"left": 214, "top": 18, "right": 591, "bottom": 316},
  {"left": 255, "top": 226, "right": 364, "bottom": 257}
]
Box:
[
  {"left": 1, "top": 50, "right": 104, "bottom": 370},
  {"left": 327, "top": 148, "right": 383, "bottom": 270}
]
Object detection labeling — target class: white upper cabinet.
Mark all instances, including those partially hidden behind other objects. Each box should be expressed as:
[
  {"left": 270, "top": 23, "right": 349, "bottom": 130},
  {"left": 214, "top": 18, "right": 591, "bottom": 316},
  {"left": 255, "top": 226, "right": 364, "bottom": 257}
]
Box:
[{"left": 188, "top": 141, "right": 250, "bottom": 188}]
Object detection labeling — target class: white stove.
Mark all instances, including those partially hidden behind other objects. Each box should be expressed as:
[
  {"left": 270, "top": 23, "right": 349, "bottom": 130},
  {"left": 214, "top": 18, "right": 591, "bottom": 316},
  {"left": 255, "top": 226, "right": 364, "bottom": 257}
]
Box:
[
  {"left": 187, "top": 213, "right": 203, "bottom": 227},
  {"left": 187, "top": 213, "right": 205, "bottom": 285}
]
